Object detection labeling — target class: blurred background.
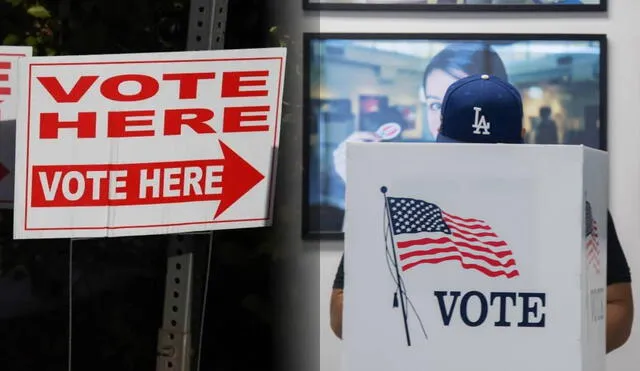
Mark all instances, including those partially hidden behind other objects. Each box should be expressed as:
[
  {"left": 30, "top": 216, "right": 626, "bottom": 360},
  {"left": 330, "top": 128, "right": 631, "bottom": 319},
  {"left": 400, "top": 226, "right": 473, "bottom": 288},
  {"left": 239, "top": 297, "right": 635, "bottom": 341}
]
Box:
[{"left": 305, "top": 37, "right": 604, "bottom": 235}]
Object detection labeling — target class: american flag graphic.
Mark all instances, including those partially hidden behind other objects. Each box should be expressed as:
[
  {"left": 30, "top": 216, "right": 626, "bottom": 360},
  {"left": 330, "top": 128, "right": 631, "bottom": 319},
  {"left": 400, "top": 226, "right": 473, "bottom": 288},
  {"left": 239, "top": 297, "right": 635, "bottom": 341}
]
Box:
[
  {"left": 386, "top": 197, "right": 519, "bottom": 278},
  {"left": 0, "top": 61, "right": 10, "bottom": 103},
  {"left": 585, "top": 201, "right": 600, "bottom": 273}
]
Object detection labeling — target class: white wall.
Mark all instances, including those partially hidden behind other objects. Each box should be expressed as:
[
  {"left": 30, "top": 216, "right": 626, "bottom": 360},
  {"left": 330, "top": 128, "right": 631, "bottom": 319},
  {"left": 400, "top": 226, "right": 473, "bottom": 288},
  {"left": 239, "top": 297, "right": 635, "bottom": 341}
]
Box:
[{"left": 306, "top": 2, "right": 640, "bottom": 370}]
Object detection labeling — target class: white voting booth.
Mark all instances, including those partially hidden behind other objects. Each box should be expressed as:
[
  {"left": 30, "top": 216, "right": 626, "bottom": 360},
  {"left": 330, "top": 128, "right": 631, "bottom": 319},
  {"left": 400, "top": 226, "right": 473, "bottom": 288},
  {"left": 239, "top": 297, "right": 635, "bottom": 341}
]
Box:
[{"left": 343, "top": 142, "right": 607, "bottom": 371}]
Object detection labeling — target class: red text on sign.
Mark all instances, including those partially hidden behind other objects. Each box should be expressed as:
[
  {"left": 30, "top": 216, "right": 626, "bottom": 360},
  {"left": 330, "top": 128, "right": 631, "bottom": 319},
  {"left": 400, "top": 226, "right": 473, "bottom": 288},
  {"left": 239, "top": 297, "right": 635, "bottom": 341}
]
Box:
[
  {"left": 31, "top": 160, "right": 226, "bottom": 207},
  {"left": 36, "top": 70, "right": 272, "bottom": 139},
  {"left": 29, "top": 140, "right": 267, "bottom": 218},
  {"left": 37, "top": 70, "right": 268, "bottom": 103},
  {"left": 39, "top": 105, "right": 270, "bottom": 139},
  {"left": 0, "top": 61, "right": 11, "bottom": 99}
]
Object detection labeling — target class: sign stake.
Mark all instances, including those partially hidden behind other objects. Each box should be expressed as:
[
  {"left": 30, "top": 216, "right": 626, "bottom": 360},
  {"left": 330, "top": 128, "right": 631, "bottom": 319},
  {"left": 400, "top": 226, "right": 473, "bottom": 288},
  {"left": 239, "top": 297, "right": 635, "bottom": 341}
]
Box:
[{"left": 157, "top": 1, "right": 227, "bottom": 370}]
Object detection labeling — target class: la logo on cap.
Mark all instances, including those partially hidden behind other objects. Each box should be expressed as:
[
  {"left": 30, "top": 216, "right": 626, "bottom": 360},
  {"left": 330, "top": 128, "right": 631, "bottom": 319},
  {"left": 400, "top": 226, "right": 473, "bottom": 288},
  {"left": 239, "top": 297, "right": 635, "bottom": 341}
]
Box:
[
  {"left": 472, "top": 106, "right": 491, "bottom": 135},
  {"left": 471, "top": 74, "right": 491, "bottom": 136}
]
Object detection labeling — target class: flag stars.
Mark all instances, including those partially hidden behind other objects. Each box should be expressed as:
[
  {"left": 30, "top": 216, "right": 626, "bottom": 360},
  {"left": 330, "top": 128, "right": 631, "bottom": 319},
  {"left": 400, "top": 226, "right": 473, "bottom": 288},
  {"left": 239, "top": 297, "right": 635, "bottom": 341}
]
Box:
[{"left": 387, "top": 197, "right": 452, "bottom": 235}]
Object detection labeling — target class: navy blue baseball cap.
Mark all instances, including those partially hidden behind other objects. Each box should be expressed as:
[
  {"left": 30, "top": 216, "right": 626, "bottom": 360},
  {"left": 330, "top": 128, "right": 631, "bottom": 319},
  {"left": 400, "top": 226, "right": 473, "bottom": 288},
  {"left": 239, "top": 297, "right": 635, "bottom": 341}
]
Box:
[{"left": 436, "top": 74, "right": 524, "bottom": 144}]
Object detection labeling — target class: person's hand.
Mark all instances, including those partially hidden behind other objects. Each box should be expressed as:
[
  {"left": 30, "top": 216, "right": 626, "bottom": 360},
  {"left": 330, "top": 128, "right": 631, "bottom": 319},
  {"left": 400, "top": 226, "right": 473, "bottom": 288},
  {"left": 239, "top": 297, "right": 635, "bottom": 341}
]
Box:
[{"left": 333, "top": 131, "right": 380, "bottom": 183}]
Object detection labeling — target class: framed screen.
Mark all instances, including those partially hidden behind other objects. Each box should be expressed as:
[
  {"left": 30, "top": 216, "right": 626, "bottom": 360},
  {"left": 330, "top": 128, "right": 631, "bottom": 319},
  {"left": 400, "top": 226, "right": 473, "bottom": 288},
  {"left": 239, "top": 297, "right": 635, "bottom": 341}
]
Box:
[
  {"left": 303, "top": 0, "right": 606, "bottom": 12},
  {"left": 302, "top": 33, "right": 607, "bottom": 240}
]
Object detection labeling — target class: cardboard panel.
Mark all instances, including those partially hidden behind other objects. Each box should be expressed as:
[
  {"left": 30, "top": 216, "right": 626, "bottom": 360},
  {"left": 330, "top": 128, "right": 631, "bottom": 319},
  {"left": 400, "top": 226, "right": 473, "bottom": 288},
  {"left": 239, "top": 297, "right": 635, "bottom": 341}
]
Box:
[{"left": 343, "top": 142, "right": 606, "bottom": 371}]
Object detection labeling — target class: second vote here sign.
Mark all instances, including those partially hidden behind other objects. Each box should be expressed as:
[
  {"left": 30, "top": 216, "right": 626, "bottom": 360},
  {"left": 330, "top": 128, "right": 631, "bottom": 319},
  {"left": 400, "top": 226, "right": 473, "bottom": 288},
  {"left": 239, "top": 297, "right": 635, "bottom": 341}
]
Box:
[{"left": 13, "top": 47, "right": 286, "bottom": 239}]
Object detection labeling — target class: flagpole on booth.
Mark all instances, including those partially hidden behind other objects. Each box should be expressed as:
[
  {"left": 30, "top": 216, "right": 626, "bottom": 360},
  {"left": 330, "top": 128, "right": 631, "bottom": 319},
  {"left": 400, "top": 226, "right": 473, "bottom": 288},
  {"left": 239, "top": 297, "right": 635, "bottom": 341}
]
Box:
[{"left": 381, "top": 186, "right": 411, "bottom": 347}]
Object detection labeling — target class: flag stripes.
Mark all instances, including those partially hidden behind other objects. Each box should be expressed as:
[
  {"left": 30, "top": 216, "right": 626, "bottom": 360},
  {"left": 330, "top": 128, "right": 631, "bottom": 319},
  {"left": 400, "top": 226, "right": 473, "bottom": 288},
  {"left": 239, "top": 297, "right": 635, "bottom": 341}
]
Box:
[
  {"left": 586, "top": 221, "right": 600, "bottom": 273},
  {"left": 584, "top": 200, "right": 601, "bottom": 273},
  {"left": 387, "top": 197, "right": 519, "bottom": 279}
]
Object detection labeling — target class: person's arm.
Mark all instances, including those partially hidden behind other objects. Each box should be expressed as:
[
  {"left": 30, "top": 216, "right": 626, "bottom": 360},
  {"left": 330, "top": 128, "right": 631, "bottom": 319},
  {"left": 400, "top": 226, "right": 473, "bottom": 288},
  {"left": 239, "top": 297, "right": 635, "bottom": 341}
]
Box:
[
  {"left": 330, "top": 255, "right": 345, "bottom": 339},
  {"left": 606, "top": 282, "right": 633, "bottom": 352},
  {"left": 605, "top": 212, "right": 634, "bottom": 353}
]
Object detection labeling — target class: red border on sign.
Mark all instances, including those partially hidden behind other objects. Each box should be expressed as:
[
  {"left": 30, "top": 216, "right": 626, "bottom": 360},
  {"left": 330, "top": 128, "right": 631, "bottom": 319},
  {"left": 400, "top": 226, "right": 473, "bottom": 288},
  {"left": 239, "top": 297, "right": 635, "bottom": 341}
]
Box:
[
  {"left": 0, "top": 52, "right": 28, "bottom": 203},
  {"left": 23, "top": 56, "right": 285, "bottom": 231}
]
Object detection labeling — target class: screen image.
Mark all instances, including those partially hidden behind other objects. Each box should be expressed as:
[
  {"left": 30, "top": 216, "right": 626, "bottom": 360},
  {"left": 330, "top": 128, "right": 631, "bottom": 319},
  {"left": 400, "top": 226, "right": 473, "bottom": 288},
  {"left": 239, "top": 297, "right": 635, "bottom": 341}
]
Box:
[{"left": 303, "top": 34, "right": 606, "bottom": 238}]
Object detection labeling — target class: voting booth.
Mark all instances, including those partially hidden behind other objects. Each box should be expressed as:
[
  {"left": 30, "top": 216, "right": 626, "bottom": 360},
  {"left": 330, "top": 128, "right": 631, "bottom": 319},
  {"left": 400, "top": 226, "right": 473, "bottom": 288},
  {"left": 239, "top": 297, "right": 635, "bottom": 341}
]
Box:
[{"left": 343, "top": 142, "right": 607, "bottom": 371}]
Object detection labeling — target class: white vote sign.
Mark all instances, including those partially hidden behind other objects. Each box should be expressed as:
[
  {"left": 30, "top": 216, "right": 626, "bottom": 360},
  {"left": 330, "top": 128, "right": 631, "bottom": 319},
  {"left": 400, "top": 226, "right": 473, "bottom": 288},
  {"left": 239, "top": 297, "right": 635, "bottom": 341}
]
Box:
[
  {"left": 0, "top": 46, "right": 32, "bottom": 121},
  {"left": 0, "top": 46, "right": 32, "bottom": 209},
  {"left": 13, "top": 47, "right": 287, "bottom": 239},
  {"left": 344, "top": 143, "right": 607, "bottom": 371}
]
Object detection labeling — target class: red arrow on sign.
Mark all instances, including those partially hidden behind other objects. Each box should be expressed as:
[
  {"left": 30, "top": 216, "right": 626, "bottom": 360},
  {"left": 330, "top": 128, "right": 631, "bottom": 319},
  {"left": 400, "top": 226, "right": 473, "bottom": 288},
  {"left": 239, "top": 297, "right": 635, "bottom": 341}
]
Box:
[
  {"left": 214, "top": 140, "right": 266, "bottom": 218},
  {"left": 29, "top": 140, "right": 267, "bottom": 219},
  {"left": 0, "top": 162, "right": 9, "bottom": 182}
]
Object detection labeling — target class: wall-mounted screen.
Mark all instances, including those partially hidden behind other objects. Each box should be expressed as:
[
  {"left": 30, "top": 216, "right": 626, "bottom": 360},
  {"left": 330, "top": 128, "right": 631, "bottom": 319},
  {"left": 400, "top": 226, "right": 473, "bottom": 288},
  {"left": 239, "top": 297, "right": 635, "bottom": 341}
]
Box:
[
  {"left": 303, "top": 0, "right": 606, "bottom": 12},
  {"left": 302, "top": 33, "right": 607, "bottom": 239}
]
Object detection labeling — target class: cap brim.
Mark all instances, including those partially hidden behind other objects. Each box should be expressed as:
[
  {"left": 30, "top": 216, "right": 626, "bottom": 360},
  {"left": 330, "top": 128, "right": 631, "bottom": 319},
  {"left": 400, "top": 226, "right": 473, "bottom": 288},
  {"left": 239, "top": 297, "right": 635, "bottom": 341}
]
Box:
[{"left": 435, "top": 134, "right": 463, "bottom": 143}]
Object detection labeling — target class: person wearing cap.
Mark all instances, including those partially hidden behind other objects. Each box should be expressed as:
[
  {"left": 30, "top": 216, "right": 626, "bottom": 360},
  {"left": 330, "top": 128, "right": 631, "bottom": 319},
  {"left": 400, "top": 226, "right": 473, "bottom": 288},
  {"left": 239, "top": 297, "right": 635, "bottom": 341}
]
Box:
[{"left": 329, "top": 74, "right": 633, "bottom": 353}]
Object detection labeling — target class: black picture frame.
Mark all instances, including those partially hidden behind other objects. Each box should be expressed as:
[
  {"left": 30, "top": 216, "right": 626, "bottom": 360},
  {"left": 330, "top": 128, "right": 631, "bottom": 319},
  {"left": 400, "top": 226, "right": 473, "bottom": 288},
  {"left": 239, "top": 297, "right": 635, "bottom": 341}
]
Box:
[
  {"left": 302, "top": 32, "right": 608, "bottom": 240},
  {"left": 303, "top": 0, "right": 607, "bottom": 12}
]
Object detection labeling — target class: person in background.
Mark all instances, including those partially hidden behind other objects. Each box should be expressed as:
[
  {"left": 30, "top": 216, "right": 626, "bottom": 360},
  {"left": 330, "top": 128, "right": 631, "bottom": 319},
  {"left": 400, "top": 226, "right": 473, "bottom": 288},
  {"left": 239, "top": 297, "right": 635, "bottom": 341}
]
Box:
[
  {"left": 329, "top": 74, "right": 634, "bottom": 354},
  {"left": 333, "top": 42, "right": 508, "bottom": 184},
  {"left": 534, "top": 106, "right": 559, "bottom": 144},
  {"left": 421, "top": 43, "right": 507, "bottom": 139}
]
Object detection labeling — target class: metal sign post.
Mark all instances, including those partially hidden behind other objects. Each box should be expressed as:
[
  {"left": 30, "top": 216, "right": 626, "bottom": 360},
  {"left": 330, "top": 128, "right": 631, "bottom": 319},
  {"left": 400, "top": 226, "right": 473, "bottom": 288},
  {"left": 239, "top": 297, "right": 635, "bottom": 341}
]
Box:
[
  {"left": 156, "top": 238, "right": 196, "bottom": 371},
  {"left": 64, "top": 2, "right": 228, "bottom": 369},
  {"left": 156, "top": 1, "right": 228, "bottom": 370},
  {"left": 186, "top": 0, "right": 228, "bottom": 51}
]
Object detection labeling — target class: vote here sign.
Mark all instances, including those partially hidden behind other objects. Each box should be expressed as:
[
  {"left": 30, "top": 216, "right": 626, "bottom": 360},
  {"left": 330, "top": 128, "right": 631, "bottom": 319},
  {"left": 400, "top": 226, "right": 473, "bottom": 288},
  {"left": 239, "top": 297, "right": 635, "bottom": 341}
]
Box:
[
  {"left": 0, "top": 46, "right": 32, "bottom": 209},
  {"left": 0, "top": 46, "right": 32, "bottom": 121},
  {"left": 12, "top": 47, "right": 286, "bottom": 239}
]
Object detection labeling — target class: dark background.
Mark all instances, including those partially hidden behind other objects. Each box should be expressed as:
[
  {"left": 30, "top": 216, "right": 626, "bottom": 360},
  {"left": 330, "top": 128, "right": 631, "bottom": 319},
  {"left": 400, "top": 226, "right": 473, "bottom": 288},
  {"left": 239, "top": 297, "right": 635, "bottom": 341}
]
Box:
[{"left": 0, "top": 0, "right": 290, "bottom": 370}]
